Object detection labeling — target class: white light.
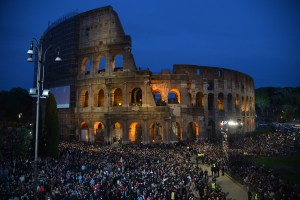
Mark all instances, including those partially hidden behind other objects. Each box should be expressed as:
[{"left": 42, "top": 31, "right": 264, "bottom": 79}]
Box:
[
  {"left": 27, "top": 49, "right": 34, "bottom": 55},
  {"left": 55, "top": 56, "right": 62, "bottom": 62},
  {"left": 27, "top": 57, "right": 33, "bottom": 62},
  {"left": 29, "top": 88, "right": 37, "bottom": 96},
  {"left": 228, "top": 121, "right": 238, "bottom": 126},
  {"left": 42, "top": 89, "right": 50, "bottom": 97}
]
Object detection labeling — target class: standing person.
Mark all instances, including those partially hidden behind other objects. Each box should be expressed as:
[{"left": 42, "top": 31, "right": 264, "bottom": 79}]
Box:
[
  {"left": 248, "top": 190, "right": 252, "bottom": 200},
  {"left": 204, "top": 169, "right": 208, "bottom": 182},
  {"left": 221, "top": 165, "right": 225, "bottom": 176},
  {"left": 216, "top": 164, "right": 220, "bottom": 177}
]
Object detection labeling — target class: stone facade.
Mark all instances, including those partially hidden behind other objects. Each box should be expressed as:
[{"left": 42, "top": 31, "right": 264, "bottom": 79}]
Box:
[{"left": 41, "top": 6, "right": 255, "bottom": 144}]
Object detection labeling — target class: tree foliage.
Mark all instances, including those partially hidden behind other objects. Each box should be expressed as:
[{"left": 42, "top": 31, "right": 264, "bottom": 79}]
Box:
[
  {"left": 43, "top": 93, "right": 60, "bottom": 158},
  {"left": 255, "top": 87, "right": 300, "bottom": 121},
  {"left": 0, "top": 127, "right": 32, "bottom": 159},
  {"left": 0, "top": 87, "right": 32, "bottom": 125}
]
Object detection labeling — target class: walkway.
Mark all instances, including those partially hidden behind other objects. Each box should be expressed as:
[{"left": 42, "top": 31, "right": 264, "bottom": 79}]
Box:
[{"left": 191, "top": 156, "right": 248, "bottom": 200}]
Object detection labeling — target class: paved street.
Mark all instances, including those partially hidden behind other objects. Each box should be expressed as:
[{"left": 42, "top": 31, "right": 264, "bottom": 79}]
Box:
[{"left": 191, "top": 156, "right": 248, "bottom": 200}]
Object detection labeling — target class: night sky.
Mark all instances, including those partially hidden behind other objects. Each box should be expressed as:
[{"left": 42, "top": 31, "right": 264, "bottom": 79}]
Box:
[{"left": 0, "top": 0, "right": 299, "bottom": 91}]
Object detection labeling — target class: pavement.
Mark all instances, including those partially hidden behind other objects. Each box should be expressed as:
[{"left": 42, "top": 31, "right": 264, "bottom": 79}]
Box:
[{"left": 191, "top": 156, "right": 248, "bottom": 200}]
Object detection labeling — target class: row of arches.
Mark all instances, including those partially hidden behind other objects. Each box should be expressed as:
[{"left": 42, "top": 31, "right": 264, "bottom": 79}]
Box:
[
  {"left": 196, "top": 92, "right": 254, "bottom": 112},
  {"left": 80, "top": 120, "right": 206, "bottom": 143},
  {"left": 80, "top": 87, "right": 141, "bottom": 107},
  {"left": 79, "top": 87, "right": 254, "bottom": 113},
  {"left": 81, "top": 54, "right": 123, "bottom": 74}
]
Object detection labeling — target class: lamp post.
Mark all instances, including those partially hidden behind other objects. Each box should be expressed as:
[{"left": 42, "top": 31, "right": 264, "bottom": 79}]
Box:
[{"left": 27, "top": 38, "right": 61, "bottom": 200}]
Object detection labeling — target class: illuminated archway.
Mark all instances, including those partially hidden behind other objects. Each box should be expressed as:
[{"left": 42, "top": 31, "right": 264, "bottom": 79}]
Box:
[
  {"left": 187, "top": 122, "right": 198, "bottom": 141},
  {"left": 80, "top": 89, "right": 89, "bottom": 107},
  {"left": 94, "top": 122, "right": 105, "bottom": 143},
  {"left": 95, "top": 89, "right": 105, "bottom": 107},
  {"left": 111, "top": 122, "right": 122, "bottom": 143},
  {"left": 129, "top": 122, "right": 143, "bottom": 143},
  {"left": 112, "top": 88, "right": 122, "bottom": 106},
  {"left": 80, "top": 122, "right": 89, "bottom": 142},
  {"left": 168, "top": 88, "right": 180, "bottom": 104},
  {"left": 218, "top": 93, "right": 224, "bottom": 110},
  {"left": 150, "top": 122, "right": 163, "bottom": 143},
  {"left": 131, "top": 88, "right": 142, "bottom": 106},
  {"left": 196, "top": 92, "right": 204, "bottom": 108},
  {"left": 241, "top": 96, "right": 245, "bottom": 112},
  {"left": 171, "top": 122, "right": 182, "bottom": 141}
]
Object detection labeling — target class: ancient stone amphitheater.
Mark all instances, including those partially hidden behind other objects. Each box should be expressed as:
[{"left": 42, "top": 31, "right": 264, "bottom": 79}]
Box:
[{"left": 40, "top": 6, "right": 255, "bottom": 144}]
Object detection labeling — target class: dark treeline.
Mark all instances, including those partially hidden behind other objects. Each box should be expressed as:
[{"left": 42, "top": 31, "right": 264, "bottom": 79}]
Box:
[
  {"left": 255, "top": 87, "right": 300, "bottom": 122},
  {"left": 0, "top": 87, "right": 32, "bottom": 126}
]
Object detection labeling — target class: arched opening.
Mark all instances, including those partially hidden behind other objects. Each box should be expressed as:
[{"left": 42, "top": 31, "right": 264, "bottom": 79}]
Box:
[
  {"left": 80, "top": 89, "right": 89, "bottom": 107},
  {"left": 95, "top": 89, "right": 105, "bottom": 107},
  {"left": 94, "top": 122, "right": 105, "bottom": 143},
  {"left": 80, "top": 122, "right": 89, "bottom": 142},
  {"left": 218, "top": 93, "right": 224, "bottom": 111},
  {"left": 150, "top": 122, "right": 163, "bottom": 143},
  {"left": 81, "top": 57, "right": 91, "bottom": 75},
  {"left": 131, "top": 88, "right": 142, "bottom": 106},
  {"left": 168, "top": 89, "right": 180, "bottom": 104},
  {"left": 246, "top": 96, "right": 249, "bottom": 112},
  {"left": 196, "top": 92, "right": 204, "bottom": 108},
  {"left": 227, "top": 93, "right": 233, "bottom": 111},
  {"left": 129, "top": 122, "right": 143, "bottom": 143},
  {"left": 208, "top": 93, "right": 214, "bottom": 110},
  {"left": 111, "top": 122, "right": 122, "bottom": 144},
  {"left": 241, "top": 96, "right": 245, "bottom": 112},
  {"left": 97, "top": 55, "right": 106, "bottom": 73},
  {"left": 187, "top": 122, "right": 198, "bottom": 141},
  {"left": 172, "top": 122, "right": 182, "bottom": 141},
  {"left": 235, "top": 94, "right": 240, "bottom": 112},
  {"left": 207, "top": 81, "right": 214, "bottom": 90},
  {"left": 208, "top": 120, "right": 216, "bottom": 138},
  {"left": 114, "top": 54, "right": 123, "bottom": 71},
  {"left": 153, "top": 91, "right": 165, "bottom": 106},
  {"left": 249, "top": 97, "right": 253, "bottom": 112},
  {"left": 113, "top": 88, "right": 122, "bottom": 106}
]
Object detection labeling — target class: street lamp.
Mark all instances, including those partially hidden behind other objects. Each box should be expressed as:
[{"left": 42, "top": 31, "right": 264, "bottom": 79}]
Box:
[{"left": 27, "top": 38, "right": 61, "bottom": 200}]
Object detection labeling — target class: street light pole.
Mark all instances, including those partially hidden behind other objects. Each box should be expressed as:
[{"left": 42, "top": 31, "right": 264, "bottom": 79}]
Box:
[{"left": 27, "top": 38, "right": 61, "bottom": 200}]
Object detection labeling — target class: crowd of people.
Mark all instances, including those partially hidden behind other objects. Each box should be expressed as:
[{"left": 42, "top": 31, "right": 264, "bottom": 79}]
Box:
[
  {"left": 1, "top": 142, "right": 226, "bottom": 200},
  {"left": 191, "top": 123, "right": 300, "bottom": 200},
  {"left": 0, "top": 123, "right": 299, "bottom": 199},
  {"left": 229, "top": 123, "right": 300, "bottom": 157}
]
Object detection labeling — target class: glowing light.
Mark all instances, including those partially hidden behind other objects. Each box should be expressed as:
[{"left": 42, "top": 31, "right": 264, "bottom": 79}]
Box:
[{"left": 228, "top": 121, "right": 238, "bottom": 126}]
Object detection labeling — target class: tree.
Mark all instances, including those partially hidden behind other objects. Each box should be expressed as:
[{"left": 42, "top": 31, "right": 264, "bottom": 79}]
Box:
[
  {"left": 0, "top": 87, "right": 32, "bottom": 124},
  {"left": 0, "top": 127, "right": 32, "bottom": 159},
  {"left": 43, "top": 93, "right": 59, "bottom": 158},
  {"left": 255, "top": 88, "right": 270, "bottom": 116},
  {"left": 282, "top": 104, "right": 294, "bottom": 121}
]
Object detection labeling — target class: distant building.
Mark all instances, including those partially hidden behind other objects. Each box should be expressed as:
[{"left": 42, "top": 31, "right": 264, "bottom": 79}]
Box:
[{"left": 40, "top": 6, "right": 255, "bottom": 144}]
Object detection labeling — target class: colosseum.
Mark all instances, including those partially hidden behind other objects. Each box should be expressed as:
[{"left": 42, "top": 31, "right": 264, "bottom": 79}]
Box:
[{"left": 40, "top": 6, "right": 255, "bottom": 144}]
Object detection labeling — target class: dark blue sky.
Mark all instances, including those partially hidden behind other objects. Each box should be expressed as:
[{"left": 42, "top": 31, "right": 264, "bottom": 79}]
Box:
[{"left": 0, "top": 0, "right": 299, "bottom": 91}]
